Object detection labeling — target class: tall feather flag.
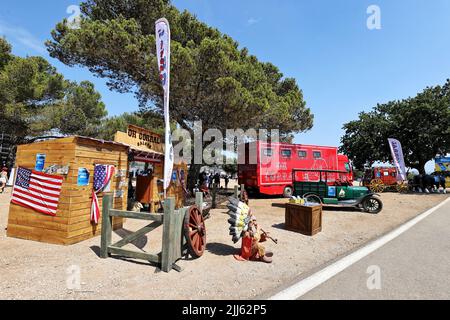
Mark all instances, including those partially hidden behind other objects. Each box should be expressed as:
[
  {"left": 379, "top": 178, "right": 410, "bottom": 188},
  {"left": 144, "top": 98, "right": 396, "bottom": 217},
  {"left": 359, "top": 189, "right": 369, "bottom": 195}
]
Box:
[
  {"left": 90, "top": 164, "right": 115, "bottom": 224},
  {"left": 156, "top": 18, "right": 174, "bottom": 196},
  {"left": 388, "top": 138, "right": 407, "bottom": 181}
]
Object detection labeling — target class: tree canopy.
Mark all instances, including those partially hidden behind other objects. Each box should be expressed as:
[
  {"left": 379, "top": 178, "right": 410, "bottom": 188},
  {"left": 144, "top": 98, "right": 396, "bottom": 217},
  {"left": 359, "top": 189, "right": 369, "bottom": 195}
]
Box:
[
  {"left": 98, "top": 110, "right": 165, "bottom": 141},
  {"left": 46, "top": 0, "right": 314, "bottom": 139},
  {"left": 0, "top": 37, "right": 107, "bottom": 158},
  {"left": 340, "top": 80, "right": 450, "bottom": 173}
]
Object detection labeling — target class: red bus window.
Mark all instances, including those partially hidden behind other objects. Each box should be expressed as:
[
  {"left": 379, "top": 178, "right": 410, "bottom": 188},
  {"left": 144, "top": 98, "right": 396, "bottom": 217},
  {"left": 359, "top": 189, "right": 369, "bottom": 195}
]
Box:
[
  {"left": 263, "top": 148, "right": 273, "bottom": 157},
  {"left": 281, "top": 149, "right": 292, "bottom": 158},
  {"left": 298, "top": 150, "right": 307, "bottom": 159},
  {"left": 313, "top": 151, "right": 322, "bottom": 159}
]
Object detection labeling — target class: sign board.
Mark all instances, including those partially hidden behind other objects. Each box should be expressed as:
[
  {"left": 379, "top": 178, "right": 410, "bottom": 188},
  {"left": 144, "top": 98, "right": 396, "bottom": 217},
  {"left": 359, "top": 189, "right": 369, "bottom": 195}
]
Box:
[
  {"left": 35, "top": 154, "right": 46, "bottom": 172},
  {"left": 114, "top": 125, "right": 164, "bottom": 154},
  {"left": 77, "top": 168, "right": 90, "bottom": 186},
  {"left": 435, "top": 156, "right": 450, "bottom": 172}
]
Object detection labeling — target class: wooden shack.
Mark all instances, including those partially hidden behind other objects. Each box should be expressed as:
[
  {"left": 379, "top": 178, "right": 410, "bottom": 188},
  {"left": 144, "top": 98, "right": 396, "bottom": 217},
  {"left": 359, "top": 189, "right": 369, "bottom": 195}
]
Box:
[
  {"left": 7, "top": 127, "right": 188, "bottom": 246},
  {"left": 114, "top": 125, "right": 187, "bottom": 210},
  {"left": 7, "top": 136, "right": 128, "bottom": 245}
]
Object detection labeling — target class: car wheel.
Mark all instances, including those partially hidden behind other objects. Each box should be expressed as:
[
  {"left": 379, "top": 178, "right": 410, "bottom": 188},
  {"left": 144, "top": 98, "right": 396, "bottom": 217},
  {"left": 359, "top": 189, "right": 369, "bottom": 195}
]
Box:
[
  {"left": 283, "top": 186, "right": 293, "bottom": 198},
  {"left": 363, "top": 196, "right": 383, "bottom": 214},
  {"left": 304, "top": 194, "right": 322, "bottom": 205}
]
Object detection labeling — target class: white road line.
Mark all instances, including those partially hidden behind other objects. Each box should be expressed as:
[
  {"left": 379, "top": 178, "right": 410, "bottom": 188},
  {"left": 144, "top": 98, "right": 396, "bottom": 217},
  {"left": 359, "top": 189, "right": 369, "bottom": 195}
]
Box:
[{"left": 269, "top": 197, "right": 450, "bottom": 300}]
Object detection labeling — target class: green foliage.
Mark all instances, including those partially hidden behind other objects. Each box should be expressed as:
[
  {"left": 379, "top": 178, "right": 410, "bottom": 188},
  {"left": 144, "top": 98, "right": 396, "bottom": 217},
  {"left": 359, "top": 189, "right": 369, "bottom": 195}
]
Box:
[
  {"left": 0, "top": 38, "right": 12, "bottom": 70},
  {"left": 222, "top": 158, "right": 238, "bottom": 176},
  {"left": 340, "top": 80, "right": 450, "bottom": 173},
  {"left": 55, "top": 81, "right": 107, "bottom": 136},
  {"left": 0, "top": 38, "right": 107, "bottom": 146},
  {"left": 98, "top": 111, "right": 165, "bottom": 140},
  {"left": 46, "top": 0, "right": 313, "bottom": 138}
]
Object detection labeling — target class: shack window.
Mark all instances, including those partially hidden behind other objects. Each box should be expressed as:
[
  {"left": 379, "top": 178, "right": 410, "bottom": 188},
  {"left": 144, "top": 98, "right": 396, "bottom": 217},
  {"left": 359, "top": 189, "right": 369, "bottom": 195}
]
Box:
[
  {"left": 263, "top": 148, "right": 273, "bottom": 157},
  {"left": 298, "top": 150, "right": 307, "bottom": 159},
  {"left": 281, "top": 149, "right": 292, "bottom": 158},
  {"left": 313, "top": 151, "right": 322, "bottom": 159}
]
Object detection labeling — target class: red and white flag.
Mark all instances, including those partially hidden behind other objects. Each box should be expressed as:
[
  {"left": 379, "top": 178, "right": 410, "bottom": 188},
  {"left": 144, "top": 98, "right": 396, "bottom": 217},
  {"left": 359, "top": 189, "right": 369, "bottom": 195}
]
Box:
[
  {"left": 90, "top": 164, "right": 115, "bottom": 224},
  {"left": 11, "top": 167, "right": 63, "bottom": 216}
]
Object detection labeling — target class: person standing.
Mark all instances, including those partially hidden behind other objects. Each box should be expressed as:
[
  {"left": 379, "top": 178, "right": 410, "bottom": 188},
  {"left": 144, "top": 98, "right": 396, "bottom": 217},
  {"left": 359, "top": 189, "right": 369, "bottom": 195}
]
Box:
[
  {"left": 225, "top": 175, "right": 230, "bottom": 190},
  {"left": 0, "top": 167, "right": 8, "bottom": 194},
  {"left": 214, "top": 173, "right": 221, "bottom": 189},
  {"left": 207, "top": 173, "right": 213, "bottom": 189}
]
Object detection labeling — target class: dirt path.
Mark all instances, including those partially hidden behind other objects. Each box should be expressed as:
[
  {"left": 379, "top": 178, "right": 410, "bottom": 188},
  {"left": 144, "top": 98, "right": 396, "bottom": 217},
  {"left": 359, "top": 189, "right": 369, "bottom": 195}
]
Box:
[{"left": 0, "top": 187, "right": 448, "bottom": 300}]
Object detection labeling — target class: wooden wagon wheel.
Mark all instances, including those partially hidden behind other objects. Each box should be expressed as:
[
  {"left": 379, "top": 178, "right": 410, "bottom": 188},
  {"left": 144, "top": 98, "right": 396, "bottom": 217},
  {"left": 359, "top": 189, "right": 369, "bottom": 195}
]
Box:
[
  {"left": 369, "top": 179, "right": 385, "bottom": 193},
  {"left": 184, "top": 205, "right": 206, "bottom": 258},
  {"left": 396, "top": 182, "right": 408, "bottom": 193}
]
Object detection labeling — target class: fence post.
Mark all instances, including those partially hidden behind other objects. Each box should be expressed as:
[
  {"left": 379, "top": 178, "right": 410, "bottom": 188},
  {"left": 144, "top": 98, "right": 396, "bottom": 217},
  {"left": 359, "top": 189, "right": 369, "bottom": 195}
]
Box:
[
  {"left": 100, "top": 193, "right": 113, "bottom": 259},
  {"left": 195, "top": 192, "right": 203, "bottom": 213},
  {"left": 234, "top": 185, "right": 239, "bottom": 198},
  {"left": 212, "top": 183, "right": 217, "bottom": 209},
  {"left": 161, "top": 197, "right": 175, "bottom": 272},
  {"left": 240, "top": 184, "right": 245, "bottom": 200}
]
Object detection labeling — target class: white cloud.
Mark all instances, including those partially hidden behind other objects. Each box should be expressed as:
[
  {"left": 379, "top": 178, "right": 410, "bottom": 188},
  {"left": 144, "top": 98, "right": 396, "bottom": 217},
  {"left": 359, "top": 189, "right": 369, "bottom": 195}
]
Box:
[
  {"left": 0, "top": 19, "right": 46, "bottom": 55},
  {"left": 247, "top": 17, "right": 261, "bottom": 26}
]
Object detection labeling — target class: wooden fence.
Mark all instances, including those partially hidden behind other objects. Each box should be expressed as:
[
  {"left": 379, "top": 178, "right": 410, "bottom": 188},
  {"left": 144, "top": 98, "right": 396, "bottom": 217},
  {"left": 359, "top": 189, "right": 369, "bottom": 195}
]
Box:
[{"left": 100, "top": 193, "right": 203, "bottom": 273}]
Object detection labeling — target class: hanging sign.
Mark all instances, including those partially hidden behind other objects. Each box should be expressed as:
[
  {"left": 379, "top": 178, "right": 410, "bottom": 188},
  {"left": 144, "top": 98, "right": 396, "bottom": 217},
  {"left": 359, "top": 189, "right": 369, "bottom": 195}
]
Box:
[
  {"left": 77, "top": 168, "right": 90, "bottom": 186},
  {"left": 171, "top": 170, "right": 178, "bottom": 182},
  {"left": 35, "top": 154, "right": 46, "bottom": 172},
  {"left": 124, "top": 125, "right": 163, "bottom": 153}
]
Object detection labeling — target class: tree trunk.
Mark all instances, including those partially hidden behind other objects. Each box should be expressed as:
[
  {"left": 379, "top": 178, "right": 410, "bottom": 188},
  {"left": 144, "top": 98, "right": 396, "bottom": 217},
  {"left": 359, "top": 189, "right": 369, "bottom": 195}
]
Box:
[
  {"left": 418, "top": 159, "right": 427, "bottom": 175},
  {"left": 187, "top": 163, "right": 202, "bottom": 193}
]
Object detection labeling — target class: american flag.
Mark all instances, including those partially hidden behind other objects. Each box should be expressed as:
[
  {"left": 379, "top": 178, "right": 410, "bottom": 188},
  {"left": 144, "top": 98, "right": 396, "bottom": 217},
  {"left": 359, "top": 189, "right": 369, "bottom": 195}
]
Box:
[
  {"left": 91, "top": 165, "right": 115, "bottom": 224},
  {"left": 11, "top": 167, "right": 63, "bottom": 216}
]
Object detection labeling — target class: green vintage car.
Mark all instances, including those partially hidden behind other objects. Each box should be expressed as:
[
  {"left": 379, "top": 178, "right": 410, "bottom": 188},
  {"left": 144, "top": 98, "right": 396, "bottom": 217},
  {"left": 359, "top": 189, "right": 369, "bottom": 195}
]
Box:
[{"left": 292, "top": 169, "right": 383, "bottom": 214}]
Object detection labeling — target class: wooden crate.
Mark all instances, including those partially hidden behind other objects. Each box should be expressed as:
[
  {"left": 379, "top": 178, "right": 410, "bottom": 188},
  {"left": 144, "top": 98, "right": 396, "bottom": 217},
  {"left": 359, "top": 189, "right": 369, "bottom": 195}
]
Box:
[{"left": 285, "top": 203, "right": 322, "bottom": 236}]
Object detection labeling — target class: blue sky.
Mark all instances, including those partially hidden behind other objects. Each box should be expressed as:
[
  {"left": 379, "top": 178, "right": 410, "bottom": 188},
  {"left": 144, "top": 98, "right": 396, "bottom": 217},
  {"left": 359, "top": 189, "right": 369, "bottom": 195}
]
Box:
[{"left": 1, "top": 0, "right": 449, "bottom": 171}]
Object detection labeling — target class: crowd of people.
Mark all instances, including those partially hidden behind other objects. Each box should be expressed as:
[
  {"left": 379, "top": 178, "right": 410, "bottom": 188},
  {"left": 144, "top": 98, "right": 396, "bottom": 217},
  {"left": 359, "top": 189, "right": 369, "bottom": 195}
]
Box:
[{"left": 198, "top": 172, "right": 232, "bottom": 191}]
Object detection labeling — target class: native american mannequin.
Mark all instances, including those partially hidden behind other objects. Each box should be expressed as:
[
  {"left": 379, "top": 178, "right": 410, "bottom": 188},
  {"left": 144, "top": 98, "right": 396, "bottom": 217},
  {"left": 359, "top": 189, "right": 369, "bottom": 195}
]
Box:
[
  {"left": 242, "top": 216, "right": 273, "bottom": 263},
  {"left": 227, "top": 197, "right": 273, "bottom": 263}
]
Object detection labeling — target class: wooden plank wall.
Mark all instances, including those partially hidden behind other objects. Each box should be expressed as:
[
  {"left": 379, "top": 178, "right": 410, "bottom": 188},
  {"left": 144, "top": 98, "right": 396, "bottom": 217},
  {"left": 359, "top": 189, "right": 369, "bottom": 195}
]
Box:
[
  {"left": 7, "top": 137, "right": 128, "bottom": 245},
  {"left": 66, "top": 138, "right": 128, "bottom": 245},
  {"left": 7, "top": 137, "right": 78, "bottom": 245}
]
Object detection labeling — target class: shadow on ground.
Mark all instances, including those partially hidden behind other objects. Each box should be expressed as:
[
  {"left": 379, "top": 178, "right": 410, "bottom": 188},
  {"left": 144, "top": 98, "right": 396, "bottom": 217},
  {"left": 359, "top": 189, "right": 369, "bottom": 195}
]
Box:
[
  {"left": 206, "top": 242, "right": 239, "bottom": 256},
  {"left": 114, "top": 228, "right": 148, "bottom": 249}
]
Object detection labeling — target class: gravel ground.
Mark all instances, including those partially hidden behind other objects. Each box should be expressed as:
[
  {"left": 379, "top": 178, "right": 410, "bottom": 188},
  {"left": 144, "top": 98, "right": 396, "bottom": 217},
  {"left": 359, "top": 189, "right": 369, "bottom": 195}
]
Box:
[{"left": 0, "top": 185, "right": 448, "bottom": 300}]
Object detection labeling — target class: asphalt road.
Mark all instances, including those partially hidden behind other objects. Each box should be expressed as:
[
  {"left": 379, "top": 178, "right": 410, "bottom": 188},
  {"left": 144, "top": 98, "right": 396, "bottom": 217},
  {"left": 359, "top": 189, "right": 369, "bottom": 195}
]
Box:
[{"left": 300, "top": 199, "right": 450, "bottom": 300}]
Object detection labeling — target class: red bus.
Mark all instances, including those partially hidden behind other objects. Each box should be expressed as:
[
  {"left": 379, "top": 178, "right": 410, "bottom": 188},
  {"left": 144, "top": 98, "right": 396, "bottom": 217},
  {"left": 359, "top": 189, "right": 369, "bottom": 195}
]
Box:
[{"left": 238, "top": 141, "right": 353, "bottom": 197}]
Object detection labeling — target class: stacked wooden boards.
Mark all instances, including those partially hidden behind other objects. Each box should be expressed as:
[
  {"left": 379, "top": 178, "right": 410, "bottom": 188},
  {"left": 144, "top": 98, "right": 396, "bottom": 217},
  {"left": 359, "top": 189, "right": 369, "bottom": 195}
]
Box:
[{"left": 7, "top": 137, "right": 128, "bottom": 245}]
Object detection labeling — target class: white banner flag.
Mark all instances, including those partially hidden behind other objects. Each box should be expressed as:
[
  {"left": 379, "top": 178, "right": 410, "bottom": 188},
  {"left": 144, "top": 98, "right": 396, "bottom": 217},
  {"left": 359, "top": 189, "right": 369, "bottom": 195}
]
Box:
[
  {"left": 388, "top": 138, "right": 407, "bottom": 181},
  {"left": 156, "top": 18, "right": 174, "bottom": 192}
]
